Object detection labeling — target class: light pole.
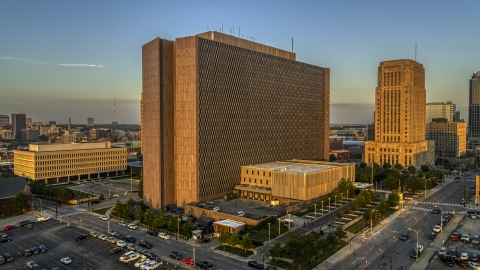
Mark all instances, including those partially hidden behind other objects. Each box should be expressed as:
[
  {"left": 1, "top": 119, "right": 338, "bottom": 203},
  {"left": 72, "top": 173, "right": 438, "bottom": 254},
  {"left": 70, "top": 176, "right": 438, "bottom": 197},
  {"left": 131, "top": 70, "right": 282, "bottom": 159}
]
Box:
[
  {"left": 278, "top": 218, "right": 280, "bottom": 235},
  {"left": 434, "top": 205, "right": 443, "bottom": 233},
  {"left": 321, "top": 201, "right": 324, "bottom": 215},
  {"left": 39, "top": 199, "right": 42, "bottom": 216},
  {"left": 408, "top": 228, "right": 420, "bottom": 262},
  {"left": 108, "top": 182, "right": 111, "bottom": 208},
  {"left": 340, "top": 193, "right": 343, "bottom": 205},
  {"left": 288, "top": 214, "right": 291, "bottom": 230},
  {"left": 334, "top": 195, "right": 337, "bottom": 208},
  {"left": 82, "top": 251, "right": 89, "bottom": 270},
  {"left": 177, "top": 214, "right": 180, "bottom": 240},
  {"left": 382, "top": 255, "right": 393, "bottom": 270},
  {"left": 346, "top": 190, "right": 349, "bottom": 203},
  {"left": 328, "top": 198, "right": 331, "bottom": 211},
  {"left": 268, "top": 223, "right": 271, "bottom": 240},
  {"left": 424, "top": 179, "right": 427, "bottom": 198},
  {"left": 370, "top": 209, "right": 378, "bottom": 237},
  {"left": 193, "top": 234, "right": 196, "bottom": 269},
  {"left": 130, "top": 168, "right": 133, "bottom": 191},
  {"left": 314, "top": 204, "right": 317, "bottom": 218}
]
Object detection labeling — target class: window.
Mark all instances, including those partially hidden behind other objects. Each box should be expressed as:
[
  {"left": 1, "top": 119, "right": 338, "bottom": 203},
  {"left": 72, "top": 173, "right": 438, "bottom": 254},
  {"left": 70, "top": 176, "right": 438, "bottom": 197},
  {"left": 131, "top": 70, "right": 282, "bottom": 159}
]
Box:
[
  {"left": 266, "top": 180, "right": 268, "bottom": 185},
  {"left": 260, "top": 180, "right": 263, "bottom": 184},
  {"left": 246, "top": 170, "right": 248, "bottom": 174}
]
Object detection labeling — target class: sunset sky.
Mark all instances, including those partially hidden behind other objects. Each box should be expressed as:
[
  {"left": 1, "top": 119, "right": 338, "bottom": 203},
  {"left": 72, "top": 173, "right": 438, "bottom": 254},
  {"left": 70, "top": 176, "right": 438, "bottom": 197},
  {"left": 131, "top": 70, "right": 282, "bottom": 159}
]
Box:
[{"left": 1, "top": 1, "right": 479, "bottom": 124}]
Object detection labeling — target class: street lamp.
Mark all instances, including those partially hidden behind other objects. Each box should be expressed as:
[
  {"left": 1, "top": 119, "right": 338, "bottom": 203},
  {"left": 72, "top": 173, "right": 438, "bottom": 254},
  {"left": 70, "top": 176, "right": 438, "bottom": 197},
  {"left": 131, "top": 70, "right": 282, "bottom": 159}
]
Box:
[
  {"left": 321, "top": 201, "right": 324, "bottom": 215},
  {"left": 408, "top": 228, "right": 420, "bottom": 262},
  {"left": 314, "top": 204, "right": 317, "bottom": 219},
  {"left": 382, "top": 254, "right": 393, "bottom": 270},
  {"left": 328, "top": 198, "right": 331, "bottom": 211},
  {"left": 434, "top": 205, "right": 443, "bottom": 233},
  {"left": 288, "top": 214, "right": 291, "bottom": 230},
  {"left": 82, "top": 251, "right": 89, "bottom": 270},
  {"left": 268, "top": 223, "right": 271, "bottom": 240},
  {"left": 334, "top": 195, "right": 337, "bottom": 208},
  {"left": 340, "top": 193, "right": 343, "bottom": 205},
  {"left": 370, "top": 209, "right": 378, "bottom": 237},
  {"left": 39, "top": 199, "right": 42, "bottom": 216}
]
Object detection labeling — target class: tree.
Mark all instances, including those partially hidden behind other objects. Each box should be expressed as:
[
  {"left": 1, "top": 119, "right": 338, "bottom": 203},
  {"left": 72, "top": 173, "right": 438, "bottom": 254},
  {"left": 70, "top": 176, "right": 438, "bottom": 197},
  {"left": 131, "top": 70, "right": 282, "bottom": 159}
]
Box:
[
  {"left": 168, "top": 216, "right": 180, "bottom": 233},
  {"left": 227, "top": 233, "right": 240, "bottom": 249},
  {"left": 382, "top": 163, "right": 392, "bottom": 169},
  {"left": 325, "top": 232, "right": 337, "bottom": 249},
  {"left": 384, "top": 175, "right": 400, "bottom": 191},
  {"left": 153, "top": 210, "right": 166, "bottom": 228},
  {"left": 317, "top": 237, "right": 328, "bottom": 256},
  {"left": 363, "top": 209, "right": 378, "bottom": 223},
  {"left": 134, "top": 208, "right": 144, "bottom": 221},
  {"left": 218, "top": 232, "right": 230, "bottom": 251},
  {"left": 58, "top": 188, "right": 75, "bottom": 203},
  {"left": 408, "top": 165, "right": 417, "bottom": 174},
  {"left": 181, "top": 219, "right": 195, "bottom": 237},
  {"left": 98, "top": 193, "right": 104, "bottom": 200},
  {"left": 138, "top": 170, "right": 144, "bottom": 198},
  {"left": 354, "top": 195, "right": 366, "bottom": 207},
  {"left": 359, "top": 190, "right": 372, "bottom": 205},
  {"left": 333, "top": 226, "right": 347, "bottom": 243},
  {"left": 143, "top": 209, "right": 155, "bottom": 226},
  {"left": 388, "top": 190, "right": 400, "bottom": 207},
  {"left": 393, "top": 163, "right": 404, "bottom": 171},
  {"left": 376, "top": 201, "right": 390, "bottom": 214},
  {"left": 421, "top": 165, "right": 430, "bottom": 172},
  {"left": 405, "top": 176, "right": 423, "bottom": 193},
  {"left": 12, "top": 192, "right": 28, "bottom": 213},
  {"left": 240, "top": 235, "right": 255, "bottom": 253}
]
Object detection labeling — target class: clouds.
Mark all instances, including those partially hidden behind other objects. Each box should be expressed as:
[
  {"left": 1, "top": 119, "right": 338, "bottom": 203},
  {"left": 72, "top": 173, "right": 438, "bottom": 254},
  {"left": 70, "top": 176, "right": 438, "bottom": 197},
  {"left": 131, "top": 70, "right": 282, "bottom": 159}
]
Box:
[{"left": 0, "top": 56, "right": 104, "bottom": 68}]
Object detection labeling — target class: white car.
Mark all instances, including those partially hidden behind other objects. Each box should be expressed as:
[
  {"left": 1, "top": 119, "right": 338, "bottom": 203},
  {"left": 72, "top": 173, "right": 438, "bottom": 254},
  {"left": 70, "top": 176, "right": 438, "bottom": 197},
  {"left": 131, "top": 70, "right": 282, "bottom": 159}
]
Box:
[
  {"left": 100, "top": 216, "right": 109, "bottom": 221},
  {"left": 461, "top": 252, "right": 470, "bottom": 260},
  {"left": 468, "top": 261, "right": 480, "bottom": 270},
  {"left": 60, "top": 257, "right": 72, "bottom": 265},
  {"left": 134, "top": 258, "right": 149, "bottom": 268},
  {"left": 140, "top": 261, "right": 156, "bottom": 270},
  {"left": 116, "top": 240, "right": 127, "bottom": 248},
  {"left": 106, "top": 230, "right": 116, "bottom": 236},
  {"left": 36, "top": 216, "right": 51, "bottom": 222},
  {"left": 236, "top": 211, "right": 245, "bottom": 216},
  {"left": 119, "top": 221, "right": 127, "bottom": 227},
  {"left": 433, "top": 225, "right": 441, "bottom": 233},
  {"left": 89, "top": 232, "right": 99, "bottom": 238},
  {"left": 158, "top": 232, "right": 170, "bottom": 240},
  {"left": 128, "top": 223, "right": 138, "bottom": 230},
  {"left": 98, "top": 235, "right": 107, "bottom": 241},
  {"left": 143, "top": 261, "right": 162, "bottom": 270}
]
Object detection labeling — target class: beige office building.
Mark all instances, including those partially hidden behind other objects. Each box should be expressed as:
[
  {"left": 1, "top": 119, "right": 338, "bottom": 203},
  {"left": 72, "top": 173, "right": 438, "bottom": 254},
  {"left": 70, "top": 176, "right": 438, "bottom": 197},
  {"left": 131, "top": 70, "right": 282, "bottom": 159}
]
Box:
[
  {"left": 427, "top": 120, "right": 466, "bottom": 157},
  {"left": 14, "top": 141, "right": 127, "bottom": 183},
  {"left": 142, "top": 31, "right": 330, "bottom": 209},
  {"left": 235, "top": 160, "right": 355, "bottom": 202},
  {"left": 364, "top": 59, "right": 434, "bottom": 168}
]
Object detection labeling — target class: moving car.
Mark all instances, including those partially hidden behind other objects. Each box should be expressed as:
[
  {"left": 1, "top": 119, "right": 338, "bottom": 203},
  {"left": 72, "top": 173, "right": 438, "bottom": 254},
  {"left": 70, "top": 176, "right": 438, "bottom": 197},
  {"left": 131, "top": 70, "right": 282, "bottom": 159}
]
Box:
[
  {"left": 100, "top": 216, "right": 109, "bottom": 221},
  {"left": 184, "top": 257, "right": 194, "bottom": 265},
  {"left": 410, "top": 245, "right": 424, "bottom": 258},
  {"left": 433, "top": 225, "right": 442, "bottom": 233},
  {"left": 36, "top": 216, "right": 50, "bottom": 222},
  {"left": 158, "top": 233, "right": 170, "bottom": 240},
  {"left": 399, "top": 233, "right": 409, "bottom": 240},
  {"left": 196, "top": 261, "right": 214, "bottom": 270},
  {"left": 431, "top": 208, "right": 441, "bottom": 214},
  {"left": 248, "top": 260, "right": 265, "bottom": 269},
  {"left": 199, "top": 238, "right": 211, "bottom": 244},
  {"left": 138, "top": 240, "right": 152, "bottom": 249},
  {"left": 146, "top": 230, "right": 158, "bottom": 236},
  {"left": 60, "top": 257, "right": 72, "bottom": 265},
  {"left": 236, "top": 211, "right": 245, "bottom": 217},
  {"left": 118, "top": 221, "right": 127, "bottom": 227},
  {"left": 169, "top": 251, "right": 183, "bottom": 260},
  {"left": 75, "top": 234, "right": 87, "bottom": 241},
  {"left": 3, "top": 225, "right": 15, "bottom": 231},
  {"left": 211, "top": 207, "right": 220, "bottom": 211},
  {"left": 128, "top": 223, "right": 138, "bottom": 230},
  {"left": 427, "top": 232, "right": 437, "bottom": 240}
]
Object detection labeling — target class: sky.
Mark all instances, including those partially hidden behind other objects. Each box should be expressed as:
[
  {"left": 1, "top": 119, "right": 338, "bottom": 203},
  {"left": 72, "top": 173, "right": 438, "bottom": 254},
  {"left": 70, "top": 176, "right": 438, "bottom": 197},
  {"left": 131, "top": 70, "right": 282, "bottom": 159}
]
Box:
[{"left": 1, "top": 1, "right": 479, "bottom": 125}]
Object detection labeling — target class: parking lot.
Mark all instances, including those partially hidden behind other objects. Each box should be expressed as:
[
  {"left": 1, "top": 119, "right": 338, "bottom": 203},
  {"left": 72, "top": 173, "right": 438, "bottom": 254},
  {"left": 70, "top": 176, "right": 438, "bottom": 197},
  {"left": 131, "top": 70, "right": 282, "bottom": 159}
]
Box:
[
  {"left": 200, "top": 197, "right": 286, "bottom": 219},
  {"left": 0, "top": 220, "right": 177, "bottom": 270}
]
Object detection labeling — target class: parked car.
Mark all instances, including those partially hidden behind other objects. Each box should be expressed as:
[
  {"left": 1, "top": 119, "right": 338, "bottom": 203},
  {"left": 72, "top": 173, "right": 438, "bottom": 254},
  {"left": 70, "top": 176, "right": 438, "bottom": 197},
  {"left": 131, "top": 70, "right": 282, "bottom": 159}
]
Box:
[
  {"left": 196, "top": 261, "right": 214, "bottom": 270},
  {"left": 25, "top": 261, "right": 40, "bottom": 270},
  {"left": 199, "top": 238, "right": 211, "bottom": 244},
  {"left": 36, "top": 216, "right": 50, "bottom": 222},
  {"left": 471, "top": 253, "right": 479, "bottom": 262},
  {"left": 184, "top": 257, "right": 194, "bottom": 265},
  {"left": 461, "top": 252, "right": 470, "bottom": 260},
  {"left": 116, "top": 234, "right": 126, "bottom": 240},
  {"left": 433, "top": 225, "right": 442, "bottom": 233},
  {"left": 0, "top": 232, "right": 7, "bottom": 238},
  {"left": 19, "top": 220, "right": 33, "bottom": 226},
  {"left": 138, "top": 240, "right": 152, "bottom": 249},
  {"left": 3, "top": 225, "right": 15, "bottom": 231},
  {"left": 248, "top": 260, "right": 264, "bottom": 269},
  {"left": 128, "top": 223, "right": 138, "bottom": 230},
  {"left": 106, "top": 230, "right": 116, "bottom": 236},
  {"left": 236, "top": 211, "right": 245, "bottom": 217},
  {"left": 146, "top": 230, "right": 158, "bottom": 236},
  {"left": 126, "top": 243, "right": 136, "bottom": 250},
  {"left": 169, "top": 251, "right": 183, "bottom": 260},
  {"left": 30, "top": 247, "right": 40, "bottom": 255},
  {"left": 266, "top": 267, "right": 278, "bottom": 270},
  {"left": 134, "top": 258, "right": 149, "bottom": 268},
  {"left": 116, "top": 240, "right": 127, "bottom": 248},
  {"left": 0, "top": 256, "right": 5, "bottom": 265},
  {"left": 125, "top": 235, "right": 136, "bottom": 243},
  {"left": 4, "top": 253, "right": 13, "bottom": 262},
  {"left": 399, "top": 233, "right": 409, "bottom": 241},
  {"left": 158, "top": 233, "right": 170, "bottom": 240},
  {"left": 107, "top": 237, "right": 117, "bottom": 244},
  {"left": 210, "top": 207, "right": 220, "bottom": 211},
  {"left": 462, "top": 233, "right": 471, "bottom": 243},
  {"left": 91, "top": 200, "right": 101, "bottom": 205},
  {"left": 75, "top": 234, "right": 87, "bottom": 241},
  {"left": 468, "top": 262, "right": 480, "bottom": 269},
  {"left": 118, "top": 221, "right": 127, "bottom": 227},
  {"left": 410, "top": 245, "right": 424, "bottom": 258},
  {"left": 448, "top": 248, "right": 458, "bottom": 258},
  {"left": 110, "top": 247, "right": 123, "bottom": 255},
  {"left": 0, "top": 238, "right": 12, "bottom": 243},
  {"left": 60, "top": 257, "right": 72, "bottom": 265},
  {"left": 440, "top": 256, "right": 455, "bottom": 266},
  {"left": 450, "top": 232, "right": 461, "bottom": 241},
  {"left": 98, "top": 235, "right": 107, "bottom": 241},
  {"left": 38, "top": 245, "right": 48, "bottom": 253},
  {"left": 144, "top": 252, "right": 157, "bottom": 260},
  {"left": 473, "top": 235, "right": 480, "bottom": 245},
  {"left": 455, "top": 258, "right": 468, "bottom": 268},
  {"left": 21, "top": 249, "right": 32, "bottom": 257},
  {"left": 90, "top": 232, "right": 99, "bottom": 238}
]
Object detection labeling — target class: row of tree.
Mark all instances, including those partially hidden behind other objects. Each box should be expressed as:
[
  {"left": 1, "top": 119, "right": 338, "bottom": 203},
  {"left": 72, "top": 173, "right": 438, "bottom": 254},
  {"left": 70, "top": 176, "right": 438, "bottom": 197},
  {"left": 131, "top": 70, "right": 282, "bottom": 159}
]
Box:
[{"left": 218, "top": 232, "right": 254, "bottom": 253}]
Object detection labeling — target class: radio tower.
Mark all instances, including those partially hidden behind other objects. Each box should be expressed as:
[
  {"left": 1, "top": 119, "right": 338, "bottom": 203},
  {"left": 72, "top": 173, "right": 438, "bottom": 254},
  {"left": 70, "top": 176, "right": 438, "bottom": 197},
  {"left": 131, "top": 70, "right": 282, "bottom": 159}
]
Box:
[{"left": 113, "top": 92, "right": 117, "bottom": 129}]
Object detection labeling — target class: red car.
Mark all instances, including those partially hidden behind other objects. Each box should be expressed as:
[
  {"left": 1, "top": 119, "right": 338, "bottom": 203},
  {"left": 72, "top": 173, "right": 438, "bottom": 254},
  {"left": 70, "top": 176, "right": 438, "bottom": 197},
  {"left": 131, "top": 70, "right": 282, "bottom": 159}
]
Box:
[
  {"left": 3, "top": 225, "right": 15, "bottom": 231},
  {"left": 184, "top": 257, "right": 194, "bottom": 265},
  {"left": 53, "top": 202, "right": 59, "bottom": 206},
  {"left": 450, "top": 232, "right": 460, "bottom": 241},
  {"left": 455, "top": 258, "right": 468, "bottom": 268},
  {"left": 115, "top": 234, "right": 125, "bottom": 240}
]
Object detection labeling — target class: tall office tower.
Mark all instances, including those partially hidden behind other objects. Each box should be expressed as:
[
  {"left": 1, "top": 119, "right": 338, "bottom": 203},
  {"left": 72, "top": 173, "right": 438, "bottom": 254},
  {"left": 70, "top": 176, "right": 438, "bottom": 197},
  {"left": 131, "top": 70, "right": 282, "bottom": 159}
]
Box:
[
  {"left": 426, "top": 101, "right": 456, "bottom": 135},
  {"left": 142, "top": 31, "right": 330, "bottom": 209},
  {"left": 26, "top": 118, "right": 32, "bottom": 128},
  {"left": 12, "top": 112, "right": 26, "bottom": 139},
  {"left": 364, "top": 60, "right": 434, "bottom": 168},
  {"left": 86, "top": 118, "right": 94, "bottom": 127},
  {"left": 0, "top": 115, "right": 9, "bottom": 129},
  {"left": 428, "top": 119, "right": 466, "bottom": 157},
  {"left": 468, "top": 72, "right": 480, "bottom": 149}
]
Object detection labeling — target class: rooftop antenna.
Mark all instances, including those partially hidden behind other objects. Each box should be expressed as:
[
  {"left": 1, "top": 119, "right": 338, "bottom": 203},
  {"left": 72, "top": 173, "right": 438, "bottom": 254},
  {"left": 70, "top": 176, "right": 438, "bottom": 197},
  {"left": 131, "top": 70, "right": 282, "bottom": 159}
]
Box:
[
  {"left": 114, "top": 92, "right": 116, "bottom": 129},
  {"left": 415, "top": 42, "right": 417, "bottom": 61},
  {"left": 222, "top": 23, "right": 223, "bottom": 33},
  {"left": 233, "top": 25, "right": 235, "bottom": 36},
  {"left": 239, "top": 27, "right": 240, "bottom": 38},
  {"left": 292, "top": 38, "right": 294, "bottom": 53}
]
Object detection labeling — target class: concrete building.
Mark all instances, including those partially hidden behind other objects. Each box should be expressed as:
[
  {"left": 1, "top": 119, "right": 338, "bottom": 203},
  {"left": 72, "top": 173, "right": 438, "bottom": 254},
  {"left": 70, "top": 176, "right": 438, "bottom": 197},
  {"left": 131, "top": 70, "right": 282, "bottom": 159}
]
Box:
[
  {"left": 12, "top": 112, "right": 26, "bottom": 139},
  {"left": 62, "top": 133, "right": 77, "bottom": 143},
  {"left": 13, "top": 141, "right": 127, "bottom": 183},
  {"left": 364, "top": 59, "right": 434, "bottom": 168},
  {"left": 142, "top": 31, "right": 330, "bottom": 209},
  {"left": 89, "top": 128, "right": 111, "bottom": 140},
  {"left": 469, "top": 72, "right": 480, "bottom": 149},
  {"left": 86, "top": 118, "right": 94, "bottom": 126},
  {"left": 426, "top": 101, "right": 456, "bottom": 135},
  {"left": 0, "top": 130, "right": 14, "bottom": 140},
  {"left": 26, "top": 118, "right": 32, "bottom": 128},
  {"left": 235, "top": 160, "right": 354, "bottom": 202},
  {"left": 427, "top": 119, "right": 467, "bottom": 158},
  {"left": 0, "top": 115, "right": 8, "bottom": 127},
  {"left": 21, "top": 129, "right": 39, "bottom": 141}
]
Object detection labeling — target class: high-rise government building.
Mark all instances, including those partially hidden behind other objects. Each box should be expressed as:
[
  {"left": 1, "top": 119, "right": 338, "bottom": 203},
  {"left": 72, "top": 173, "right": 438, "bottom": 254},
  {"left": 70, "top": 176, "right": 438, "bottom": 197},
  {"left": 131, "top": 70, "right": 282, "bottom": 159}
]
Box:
[
  {"left": 468, "top": 72, "right": 480, "bottom": 149},
  {"left": 142, "top": 31, "right": 330, "bottom": 209},
  {"left": 364, "top": 59, "right": 434, "bottom": 168},
  {"left": 12, "top": 112, "right": 26, "bottom": 139}
]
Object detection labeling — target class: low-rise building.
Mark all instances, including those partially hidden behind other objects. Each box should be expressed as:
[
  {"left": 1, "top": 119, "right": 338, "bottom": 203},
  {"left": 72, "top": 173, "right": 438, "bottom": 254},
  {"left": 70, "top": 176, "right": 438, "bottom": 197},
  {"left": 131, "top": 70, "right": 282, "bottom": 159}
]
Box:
[
  {"left": 13, "top": 141, "right": 127, "bottom": 183},
  {"left": 235, "top": 160, "right": 355, "bottom": 202},
  {"left": 0, "top": 177, "right": 33, "bottom": 216}
]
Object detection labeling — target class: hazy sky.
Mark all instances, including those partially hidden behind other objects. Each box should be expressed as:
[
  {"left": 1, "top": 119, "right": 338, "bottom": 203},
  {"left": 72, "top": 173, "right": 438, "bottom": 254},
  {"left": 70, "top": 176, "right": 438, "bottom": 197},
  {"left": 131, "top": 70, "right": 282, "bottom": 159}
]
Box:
[{"left": 1, "top": 1, "right": 479, "bottom": 124}]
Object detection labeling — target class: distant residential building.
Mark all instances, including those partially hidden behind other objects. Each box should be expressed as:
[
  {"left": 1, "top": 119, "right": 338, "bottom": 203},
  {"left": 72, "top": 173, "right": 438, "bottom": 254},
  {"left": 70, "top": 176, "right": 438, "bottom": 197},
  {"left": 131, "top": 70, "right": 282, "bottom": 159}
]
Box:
[
  {"left": 26, "top": 118, "right": 32, "bottom": 128},
  {"left": 62, "top": 134, "right": 77, "bottom": 143},
  {"left": 89, "top": 128, "right": 111, "bottom": 139},
  {"left": 236, "top": 160, "right": 354, "bottom": 202},
  {"left": 13, "top": 141, "right": 127, "bottom": 183},
  {"left": 21, "top": 129, "right": 39, "bottom": 141},
  {"left": 0, "top": 130, "right": 15, "bottom": 140},
  {"left": 0, "top": 115, "right": 9, "bottom": 127},
  {"left": 86, "top": 118, "right": 94, "bottom": 126},
  {"left": 12, "top": 112, "right": 26, "bottom": 139},
  {"left": 329, "top": 137, "right": 344, "bottom": 150},
  {"left": 48, "top": 121, "right": 56, "bottom": 126},
  {"left": 0, "top": 177, "right": 33, "bottom": 215},
  {"left": 38, "top": 126, "right": 50, "bottom": 136},
  {"left": 468, "top": 71, "right": 480, "bottom": 149},
  {"left": 330, "top": 129, "right": 364, "bottom": 141},
  {"left": 364, "top": 60, "right": 434, "bottom": 168},
  {"left": 427, "top": 120, "right": 466, "bottom": 158}
]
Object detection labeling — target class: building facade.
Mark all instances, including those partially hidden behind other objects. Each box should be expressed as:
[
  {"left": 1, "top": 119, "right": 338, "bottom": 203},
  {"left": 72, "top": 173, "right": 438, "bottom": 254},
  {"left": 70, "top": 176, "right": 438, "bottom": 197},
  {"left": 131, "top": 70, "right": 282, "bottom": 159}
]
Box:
[
  {"left": 0, "top": 115, "right": 9, "bottom": 127},
  {"left": 426, "top": 101, "right": 456, "bottom": 135},
  {"left": 142, "top": 31, "right": 330, "bottom": 209},
  {"left": 469, "top": 72, "right": 480, "bottom": 149},
  {"left": 0, "top": 131, "right": 14, "bottom": 140},
  {"left": 364, "top": 59, "right": 434, "bottom": 168},
  {"left": 21, "top": 129, "right": 39, "bottom": 141},
  {"left": 427, "top": 120, "right": 467, "bottom": 157},
  {"left": 13, "top": 141, "right": 127, "bottom": 183},
  {"left": 86, "top": 118, "right": 94, "bottom": 126},
  {"left": 235, "top": 160, "right": 355, "bottom": 202},
  {"left": 12, "top": 112, "right": 26, "bottom": 139}
]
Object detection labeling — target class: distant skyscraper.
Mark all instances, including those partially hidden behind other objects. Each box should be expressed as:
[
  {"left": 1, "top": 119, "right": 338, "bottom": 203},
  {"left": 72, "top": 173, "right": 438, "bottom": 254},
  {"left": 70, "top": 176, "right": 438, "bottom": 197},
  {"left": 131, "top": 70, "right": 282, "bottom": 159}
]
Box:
[
  {"left": 364, "top": 59, "right": 434, "bottom": 168},
  {"left": 426, "top": 101, "right": 456, "bottom": 136},
  {"left": 468, "top": 71, "right": 480, "bottom": 149},
  {"left": 12, "top": 112, "right": 26, "bottom": 139},
  {"left": 86, "top": 118, "right": 94, "bottom": 126},
  {"left": 68, "top": 118, "right": 71, "bottom": 130}
]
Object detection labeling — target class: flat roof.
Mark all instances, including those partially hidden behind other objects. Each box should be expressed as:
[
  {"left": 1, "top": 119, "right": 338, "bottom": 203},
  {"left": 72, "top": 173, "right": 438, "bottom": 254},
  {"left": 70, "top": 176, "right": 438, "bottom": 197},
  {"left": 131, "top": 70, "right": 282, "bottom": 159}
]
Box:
[
  {"left": 25, "top": 141, "right": 115, "bottom": 152},
  {"left": 213, "top": 219, "right": 245, "bottom": 228},
  {"left": 243, "top": 159, "right": 354, "bottom": 174}
]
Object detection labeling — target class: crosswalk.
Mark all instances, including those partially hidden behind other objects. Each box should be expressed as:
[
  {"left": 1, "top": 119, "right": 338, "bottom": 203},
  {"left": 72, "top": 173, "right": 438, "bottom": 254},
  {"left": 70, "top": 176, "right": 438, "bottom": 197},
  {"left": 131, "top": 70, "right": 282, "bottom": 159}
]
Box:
[
  {"left": 418, "top": 202, "right": 463, "bottom": 207},
  {"left": 411, "top": 207, "right": 457, "bottom": 212},
  {"left": 57, "top": 210, "right": 87, "bottom": 218}
]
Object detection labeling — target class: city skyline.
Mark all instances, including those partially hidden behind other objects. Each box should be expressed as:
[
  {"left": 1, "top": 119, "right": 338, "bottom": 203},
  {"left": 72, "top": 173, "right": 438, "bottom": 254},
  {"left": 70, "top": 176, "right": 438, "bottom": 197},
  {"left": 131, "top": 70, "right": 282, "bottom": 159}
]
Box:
[{"left": 1, "top": 1, "right": 480, "bottom": 124}]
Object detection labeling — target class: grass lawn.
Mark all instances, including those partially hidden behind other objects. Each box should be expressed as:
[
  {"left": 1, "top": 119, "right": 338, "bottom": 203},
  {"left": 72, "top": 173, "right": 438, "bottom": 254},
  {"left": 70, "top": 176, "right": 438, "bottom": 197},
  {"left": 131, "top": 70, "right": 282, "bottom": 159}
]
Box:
[
  {"left": 70, "top": 189, "right": 95, "bottom": 199},
  {"left": 268, "top": 259, "right": 292, "bottom": 269},
  {"left": 92, "top": 207, "right": 111, "bottom": 215},
  {"left": 215, "top": 245, "right": 253, "bottom": 257},
  {"left": 346, "top": 219, "right": 366, "bottom": 234},
  {"left": 251, "top": 224, "right": 289, "bottom": 243}
]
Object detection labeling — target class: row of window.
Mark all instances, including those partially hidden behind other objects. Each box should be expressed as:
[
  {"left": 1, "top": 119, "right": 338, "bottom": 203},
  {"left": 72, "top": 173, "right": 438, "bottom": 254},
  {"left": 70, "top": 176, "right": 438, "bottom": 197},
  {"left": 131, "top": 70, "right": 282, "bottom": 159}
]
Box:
[
  {"left": 35, "top": 151, "right": 126, "bottom": 160},
  {"left": 35, "top": 161, "right": 124, "bottom": 171},
  {"left": 368, "top": 148, "right": 413, "bottom": 153},
  {"left": 245, "top": 169, "right": 271, "bottom": 177},
  {"left": 243, "top": 178, "right": 269, "bottom": 185},
  {"left": 36, "top": 167, "right": 123, "bottom": 178}
]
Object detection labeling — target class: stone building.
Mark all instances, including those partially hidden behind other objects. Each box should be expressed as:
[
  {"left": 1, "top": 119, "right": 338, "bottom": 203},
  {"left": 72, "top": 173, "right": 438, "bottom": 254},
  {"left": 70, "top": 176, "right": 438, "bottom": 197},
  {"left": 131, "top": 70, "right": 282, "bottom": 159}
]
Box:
[{"left": 427, "top": 119, "right": 467, "bottom": 157}]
